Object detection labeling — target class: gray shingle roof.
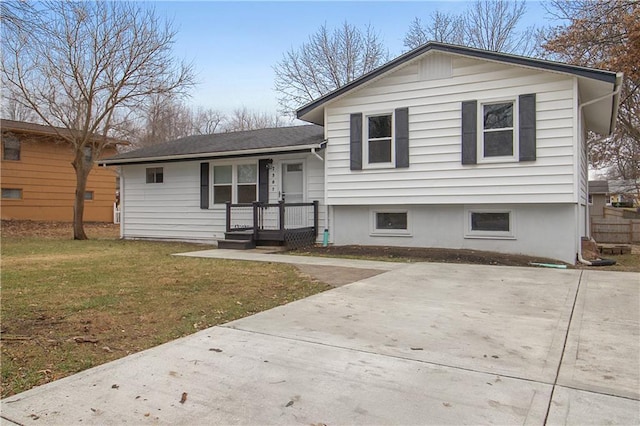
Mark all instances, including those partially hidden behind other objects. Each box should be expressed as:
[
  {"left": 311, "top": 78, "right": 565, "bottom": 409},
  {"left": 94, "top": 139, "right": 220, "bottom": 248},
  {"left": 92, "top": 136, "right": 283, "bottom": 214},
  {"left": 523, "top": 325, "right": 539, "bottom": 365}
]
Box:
[
  {"left": 100, "top": 125, "right": 324, "bottom": 165},
  {"left": 588, "top": 180, "right": 609, "bottom": 194}
]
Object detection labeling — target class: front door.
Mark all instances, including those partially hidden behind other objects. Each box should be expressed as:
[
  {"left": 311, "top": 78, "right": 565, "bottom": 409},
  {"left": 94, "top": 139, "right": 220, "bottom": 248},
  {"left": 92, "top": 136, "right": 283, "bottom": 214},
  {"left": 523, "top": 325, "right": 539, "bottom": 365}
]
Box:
[{"left": 282, "top": 162, "right": 303, "bottom": 203}]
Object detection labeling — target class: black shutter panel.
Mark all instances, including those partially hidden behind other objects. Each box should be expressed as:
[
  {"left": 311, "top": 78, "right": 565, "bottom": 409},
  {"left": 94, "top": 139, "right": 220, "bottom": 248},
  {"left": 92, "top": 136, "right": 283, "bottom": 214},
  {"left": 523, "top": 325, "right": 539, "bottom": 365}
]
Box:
[
  {"left": 519, "top": 93, "right": 536, "bottom": 162},
  {"left": 200, "top": 162, "right": 209, "bottom": 209},
  {"left": 461, "top": 100, "right": 477, "bottom": 165},
  {"left": 258, "top": 159, "right": 271, "bottom": 203},
  {"left": 395, "top": 107, "right": 409, "bottom": 168},
  {"left": 350, "top": 113, "right": 363, "bottom": 170}
]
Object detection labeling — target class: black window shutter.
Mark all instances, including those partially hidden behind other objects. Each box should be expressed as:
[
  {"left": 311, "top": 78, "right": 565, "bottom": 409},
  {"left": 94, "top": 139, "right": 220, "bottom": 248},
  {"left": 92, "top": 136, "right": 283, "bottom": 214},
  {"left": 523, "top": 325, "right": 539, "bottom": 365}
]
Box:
[
  {"left": 461, "top": 100, "right": 477, "bottom": 165},
  {"left": 519, "top": 93, "right": 536, "bottom": 162},
  {"left": 350, "top": 113, "right": 363, "bottom": 170},
  {"left": 395, "top": 107, "right": 409, "bottom": 168},
  {"left": 200, "top": 162, "right": 209, "bottom": 209},
  {"left": 258, "top": 159, "right": 271, "bottom": 203}
]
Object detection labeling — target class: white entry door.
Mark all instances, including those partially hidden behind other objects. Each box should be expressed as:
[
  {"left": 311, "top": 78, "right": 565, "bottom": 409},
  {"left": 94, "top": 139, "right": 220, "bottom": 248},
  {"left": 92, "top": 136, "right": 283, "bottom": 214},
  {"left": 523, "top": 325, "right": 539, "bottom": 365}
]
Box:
[{"left": 282, "top": 162, "right": 304, "bottom": 203}]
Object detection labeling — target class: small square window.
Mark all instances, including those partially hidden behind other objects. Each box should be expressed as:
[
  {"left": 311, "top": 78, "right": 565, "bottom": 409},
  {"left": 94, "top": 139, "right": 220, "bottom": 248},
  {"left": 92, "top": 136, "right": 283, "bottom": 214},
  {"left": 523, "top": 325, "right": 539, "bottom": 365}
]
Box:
[
  {"left": 84, "top": 191, "right": 94, "bottom": 201},
  {"left": 481, "top": 101, "right": 516, "bottom": 160},
  {"left": 465, "top": 209, "right": 515, "bottom": 239},
  {"left": 366, "top": 114, "right": 393, "bottom": 164},
  {"left": 2, "top": 135, "right": 20, "bottom": 161},
  {"left": 2, "top": 188, "right": 22, "bottom": 199},
  {"left": 146, "top": 167, "right": 163, "bottom": 184}
]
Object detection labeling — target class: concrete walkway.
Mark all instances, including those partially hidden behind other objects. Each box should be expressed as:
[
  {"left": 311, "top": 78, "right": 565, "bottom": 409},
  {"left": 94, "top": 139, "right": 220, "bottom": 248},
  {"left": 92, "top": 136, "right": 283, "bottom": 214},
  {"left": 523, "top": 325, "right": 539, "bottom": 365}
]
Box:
[{"left": 2, "top": 252, "right": 638, "bottom": 425}]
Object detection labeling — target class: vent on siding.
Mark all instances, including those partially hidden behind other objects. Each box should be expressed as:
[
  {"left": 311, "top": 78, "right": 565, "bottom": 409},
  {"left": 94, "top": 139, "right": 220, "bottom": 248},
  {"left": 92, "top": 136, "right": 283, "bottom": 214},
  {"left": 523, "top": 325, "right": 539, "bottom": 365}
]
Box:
[{"left": 419, "top": 53, "right": 452, "bottom": 81}]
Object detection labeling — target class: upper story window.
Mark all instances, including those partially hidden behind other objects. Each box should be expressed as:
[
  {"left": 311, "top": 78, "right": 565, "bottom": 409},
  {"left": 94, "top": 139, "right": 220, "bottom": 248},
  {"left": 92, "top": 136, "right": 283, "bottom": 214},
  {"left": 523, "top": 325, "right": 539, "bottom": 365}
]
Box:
[
  {"left": 146, "top": 167, "right": 163, "bottom": 184},
  {"left": 213, "top": 163, "right": 257, "bottom": 204},
  {"left": 2, "top": 135, "right": 20, "bottom": 161},
  {"left": 480, "top": 101, "right": 516, "bottom": 161},
  {"left": 84, "top": 191, "right": 94, "bottom": 201},
  {"left": 366, "top": 114, "right": 393, "bottom": 165}
]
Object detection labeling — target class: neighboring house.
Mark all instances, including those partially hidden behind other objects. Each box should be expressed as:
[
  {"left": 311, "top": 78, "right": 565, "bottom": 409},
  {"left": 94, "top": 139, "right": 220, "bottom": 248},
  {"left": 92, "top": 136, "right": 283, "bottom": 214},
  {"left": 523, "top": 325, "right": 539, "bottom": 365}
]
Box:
[
  {"left": 588, "top": 180, "right": 609, "bottom": 217},
  {"left": 100, "top": 42, "right": 622, "bottom": 263},
  {"left": 1, "top": 119, "right": 121, "bottom": 222},
  {"left": 608, "top": 180, "right": 639, "bottom": 208}
]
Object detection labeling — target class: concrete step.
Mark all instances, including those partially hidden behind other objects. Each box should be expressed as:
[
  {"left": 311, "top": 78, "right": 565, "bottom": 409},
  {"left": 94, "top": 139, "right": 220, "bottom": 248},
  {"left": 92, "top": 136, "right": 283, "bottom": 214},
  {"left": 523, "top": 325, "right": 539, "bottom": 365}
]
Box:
[{"left": 218, "top": 239, "right": 256, "bottom": 250}]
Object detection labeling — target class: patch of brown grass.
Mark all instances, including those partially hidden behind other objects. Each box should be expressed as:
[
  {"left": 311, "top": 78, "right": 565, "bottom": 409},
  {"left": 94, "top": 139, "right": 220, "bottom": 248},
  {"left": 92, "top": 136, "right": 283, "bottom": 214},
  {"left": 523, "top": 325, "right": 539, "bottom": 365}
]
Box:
[{"left": 1, "top": 221, "right": 331, "bottom": 397}]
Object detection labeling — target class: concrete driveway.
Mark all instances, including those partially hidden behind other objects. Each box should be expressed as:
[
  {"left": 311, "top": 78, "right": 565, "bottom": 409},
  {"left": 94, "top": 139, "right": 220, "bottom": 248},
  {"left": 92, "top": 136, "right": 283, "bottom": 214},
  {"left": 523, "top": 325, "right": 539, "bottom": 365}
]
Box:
[{"left": 2, "top": 253, "right": 639, "bottom": 425}]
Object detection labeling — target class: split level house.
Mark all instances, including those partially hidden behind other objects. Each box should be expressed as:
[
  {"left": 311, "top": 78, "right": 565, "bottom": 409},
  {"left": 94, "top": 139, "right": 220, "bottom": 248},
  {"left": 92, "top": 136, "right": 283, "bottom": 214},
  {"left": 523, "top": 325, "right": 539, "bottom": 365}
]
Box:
[
  {"left": 1, "top": 119, "right": 121, "bottom": 222},
  {"left": 99, "top": 42, "right": 622, "bottom": 264}
]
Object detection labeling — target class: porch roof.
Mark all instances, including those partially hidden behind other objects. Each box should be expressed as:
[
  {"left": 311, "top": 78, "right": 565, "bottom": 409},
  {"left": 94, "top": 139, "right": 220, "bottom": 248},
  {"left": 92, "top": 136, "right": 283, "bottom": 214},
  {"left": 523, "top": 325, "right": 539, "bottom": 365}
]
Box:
[{"left": 99, "top": 125, "right": 325, "bottom": 165}]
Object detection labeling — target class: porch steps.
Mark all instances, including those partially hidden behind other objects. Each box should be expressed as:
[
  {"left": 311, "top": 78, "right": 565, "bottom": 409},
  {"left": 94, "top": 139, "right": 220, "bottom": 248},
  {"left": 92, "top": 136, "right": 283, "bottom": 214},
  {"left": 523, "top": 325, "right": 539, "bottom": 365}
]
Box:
[
  {"left": 218, "top": 239, "right": 256, "bottom": 250},
  {"left": 218, "top": 230, "right": 256, "bottom": 250}
]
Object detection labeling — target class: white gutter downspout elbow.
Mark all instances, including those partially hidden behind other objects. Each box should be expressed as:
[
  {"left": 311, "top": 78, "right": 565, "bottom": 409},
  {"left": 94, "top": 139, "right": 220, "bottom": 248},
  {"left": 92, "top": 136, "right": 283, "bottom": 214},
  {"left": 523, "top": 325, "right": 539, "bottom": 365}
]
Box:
[
  {"left": 576, "top": 75, "right": 622, "bottom": 266},
  {"left": 311, "top": 143, "right": 326, "bottom": 162}
]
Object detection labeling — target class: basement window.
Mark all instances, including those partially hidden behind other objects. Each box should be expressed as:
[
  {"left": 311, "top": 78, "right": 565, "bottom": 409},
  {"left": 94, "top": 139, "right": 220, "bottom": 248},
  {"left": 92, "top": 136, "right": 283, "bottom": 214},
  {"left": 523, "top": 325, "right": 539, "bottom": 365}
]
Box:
[
  {"left": 465, "top": 208, "right": 515, "bottom": 239},
  {"left": 146, "top": 167, "right": 164, "bottom": 184},
  {"left": 371, "top": 210, "right": 411, "bottom": 236},
  {"left": 2, "top": 188, "right": 22, "bottom": 199}
]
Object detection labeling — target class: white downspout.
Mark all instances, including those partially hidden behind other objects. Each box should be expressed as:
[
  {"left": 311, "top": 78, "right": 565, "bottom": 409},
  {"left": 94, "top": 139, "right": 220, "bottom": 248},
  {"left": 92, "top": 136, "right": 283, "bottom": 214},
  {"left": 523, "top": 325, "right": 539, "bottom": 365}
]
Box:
[
  {"left": 576, "top": 76, "right": 622, "bottom": 265},
  {"left": 311, "top": 146, "right": 324, "bottom": 162}
]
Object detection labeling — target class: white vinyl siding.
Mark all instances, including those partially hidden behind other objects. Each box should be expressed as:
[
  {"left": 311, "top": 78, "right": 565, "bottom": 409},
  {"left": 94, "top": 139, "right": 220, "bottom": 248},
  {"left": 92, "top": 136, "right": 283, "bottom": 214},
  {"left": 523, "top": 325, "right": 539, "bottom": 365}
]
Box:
[
  {"left": 121, "top": 153, "right": 326, "bottom": 243},
  {"left": 324, "top": 55, "right": 578, "bottom": 205}
]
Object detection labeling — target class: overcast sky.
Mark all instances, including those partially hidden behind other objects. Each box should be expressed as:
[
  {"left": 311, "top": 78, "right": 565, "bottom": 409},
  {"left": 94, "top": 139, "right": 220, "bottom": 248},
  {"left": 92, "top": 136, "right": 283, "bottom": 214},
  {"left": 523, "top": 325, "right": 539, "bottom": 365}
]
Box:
[{"left": 153, "top": 1, "right": 553, "bottom": 115}]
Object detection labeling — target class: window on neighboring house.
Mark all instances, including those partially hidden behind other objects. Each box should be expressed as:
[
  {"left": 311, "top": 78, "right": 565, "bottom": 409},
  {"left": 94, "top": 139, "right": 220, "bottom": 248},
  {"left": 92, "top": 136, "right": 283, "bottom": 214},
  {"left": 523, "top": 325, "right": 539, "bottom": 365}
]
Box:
[
  {"left": 366, "top": 114, "right": 393, "bottom": 165},
  {"left": 213, "top": 165, "right": 232, "bottom": 204},
  {"left": 465, "top": 209, "right": 515, "bottom": 239},
  {"left": 2, "top": 135, "right": 20, "bottom": 161},
  {"left": 482, "top": 101, "right": 515, "bottom": 158},
  {"left": 371, "top": 210, "right": 411, "bottom": 236},
  {"left": 84, "top": 191, "right": 94, "bottom": 201},
  {"left": 146, "top": 167, "right": 164, "bottom": 183},
  {"left": 1, "top": 188, "right": 22, "bottom": 199},
  {"left": 213, "top": 163, "right": 257, "bottom": 204}
]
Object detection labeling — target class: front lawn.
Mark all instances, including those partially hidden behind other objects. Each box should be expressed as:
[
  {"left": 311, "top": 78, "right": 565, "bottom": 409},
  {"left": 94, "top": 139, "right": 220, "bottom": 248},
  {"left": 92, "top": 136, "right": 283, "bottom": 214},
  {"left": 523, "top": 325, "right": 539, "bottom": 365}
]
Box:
[{"left": 1, "top": 222, "right": 330, "bottom": 397}]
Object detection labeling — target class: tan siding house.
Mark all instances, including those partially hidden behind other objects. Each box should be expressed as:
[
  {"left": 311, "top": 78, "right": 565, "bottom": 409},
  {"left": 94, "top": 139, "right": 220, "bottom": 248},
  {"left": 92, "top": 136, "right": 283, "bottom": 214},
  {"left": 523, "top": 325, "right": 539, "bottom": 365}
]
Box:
[{"left": 1, "top": 119, "right": 120, "bottom": 222}]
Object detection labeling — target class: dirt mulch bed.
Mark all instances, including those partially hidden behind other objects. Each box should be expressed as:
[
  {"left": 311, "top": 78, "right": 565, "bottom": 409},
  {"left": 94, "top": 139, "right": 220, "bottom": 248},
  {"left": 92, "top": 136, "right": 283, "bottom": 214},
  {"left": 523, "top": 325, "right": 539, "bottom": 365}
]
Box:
[
  {"left": 291, "top": 244, "right": 570, "bottom": 268},
  {"left": 1, "top": 220, "right": 119, "bottom": 239}
]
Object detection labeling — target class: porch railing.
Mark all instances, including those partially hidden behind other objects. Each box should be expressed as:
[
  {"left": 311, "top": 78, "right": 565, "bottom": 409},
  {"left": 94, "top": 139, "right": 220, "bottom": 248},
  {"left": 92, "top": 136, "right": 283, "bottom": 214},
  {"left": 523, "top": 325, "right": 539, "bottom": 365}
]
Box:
[{"left": 226, "top": 201, "right": 319, "bottom": 239}]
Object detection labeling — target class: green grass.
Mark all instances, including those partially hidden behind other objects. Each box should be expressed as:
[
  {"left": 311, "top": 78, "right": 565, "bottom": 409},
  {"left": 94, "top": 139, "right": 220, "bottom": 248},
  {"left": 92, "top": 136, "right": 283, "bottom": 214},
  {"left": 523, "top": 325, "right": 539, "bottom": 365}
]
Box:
[{"left": 1, "top": 237, "right": 331, "bottom": 397}]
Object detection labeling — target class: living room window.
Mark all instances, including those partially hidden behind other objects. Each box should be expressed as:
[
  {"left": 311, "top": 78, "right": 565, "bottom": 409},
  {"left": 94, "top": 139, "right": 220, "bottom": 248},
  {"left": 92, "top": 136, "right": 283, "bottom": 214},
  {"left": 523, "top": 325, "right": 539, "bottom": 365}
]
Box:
[
  {"left": 146, "top": 167, "right": 164, "bottom": 184},
  {"left": 2, "top": 135, "right": 20, "bottom": 161},
  {"left": 365, "top": 113, "right": 394, "bottom": 166},
  {"left": 213, "top": 163, "right": 257, "bottom": 204},
  {"left": 480, "top": 100, "right": 517, "bottom": 161}
]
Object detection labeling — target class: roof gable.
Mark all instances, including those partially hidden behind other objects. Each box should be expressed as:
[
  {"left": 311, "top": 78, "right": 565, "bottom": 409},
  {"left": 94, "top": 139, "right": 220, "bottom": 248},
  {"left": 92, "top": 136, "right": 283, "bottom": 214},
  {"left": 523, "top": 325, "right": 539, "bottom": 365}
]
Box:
[{"left": 296, "top": 42, "right": 621, "bottom": 134}]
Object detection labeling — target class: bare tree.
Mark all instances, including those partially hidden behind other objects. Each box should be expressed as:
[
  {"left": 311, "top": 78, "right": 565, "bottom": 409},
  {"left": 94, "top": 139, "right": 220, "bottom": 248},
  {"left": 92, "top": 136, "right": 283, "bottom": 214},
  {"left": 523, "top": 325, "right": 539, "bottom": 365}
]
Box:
[
  {"left": 542, "top": 0, "right": 639, "bottom": 181},
  {"left": 404, "top": 0, "right": 537, "bottom": 55},
  {"left": 192, "top": 107, "right": 225, "bottom": 135},
  {"left": 222, "top": 107, "right": 290, "bottom": 133},
  {"left": 1, "top": 1, "right": 195, "bottom": 239},
  {"left": 274, "top": 22, "right": 388, "bottom": 114},
  {"left": 136, "top": 94, "right": 196, "bottom": 147}
]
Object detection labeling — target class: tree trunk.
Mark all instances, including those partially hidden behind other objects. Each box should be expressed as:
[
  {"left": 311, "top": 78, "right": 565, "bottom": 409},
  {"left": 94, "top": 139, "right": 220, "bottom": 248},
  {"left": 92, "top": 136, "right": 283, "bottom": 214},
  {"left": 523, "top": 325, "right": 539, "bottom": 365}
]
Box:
[{"left": 72, "top": 152, "right": 91, "bottom": 240}]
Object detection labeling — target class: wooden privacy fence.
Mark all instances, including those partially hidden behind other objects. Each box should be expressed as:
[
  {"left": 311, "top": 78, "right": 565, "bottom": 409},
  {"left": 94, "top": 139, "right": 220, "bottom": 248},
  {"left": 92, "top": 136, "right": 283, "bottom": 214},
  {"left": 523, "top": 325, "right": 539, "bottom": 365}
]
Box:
[{"left": 591, "top": 217, "right": 640, "bottom": 244}]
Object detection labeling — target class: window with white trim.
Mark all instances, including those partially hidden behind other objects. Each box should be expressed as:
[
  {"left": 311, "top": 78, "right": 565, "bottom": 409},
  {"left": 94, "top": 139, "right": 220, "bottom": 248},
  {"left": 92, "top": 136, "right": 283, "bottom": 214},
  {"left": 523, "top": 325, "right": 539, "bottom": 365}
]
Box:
[
  {"left": 212, "top": 163, "right": 257, "bottom": 204},
  {"left": 365, "top": 113, "right": 394, "bottom": 166},
  {"left": 371, "top": 210, "right": 411, "bottom": 236},
  {"left": 480, "top": 100, "right": 517, "bottom": 161},
  {"left": 146, "top": 167, "right": 163, "bottom": 183},
  {"left": 465, "top": 208, "right": 515, "bottom": 239}
]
